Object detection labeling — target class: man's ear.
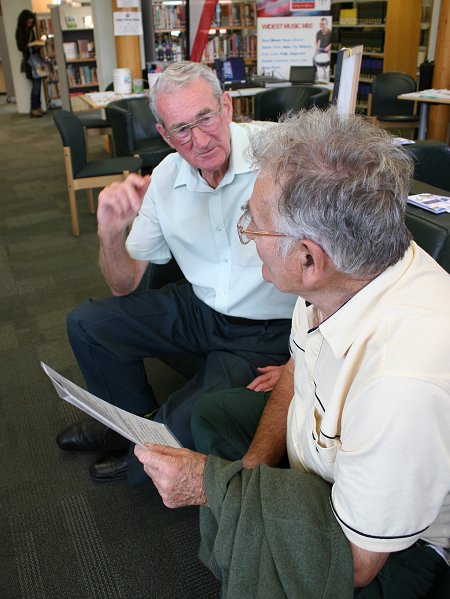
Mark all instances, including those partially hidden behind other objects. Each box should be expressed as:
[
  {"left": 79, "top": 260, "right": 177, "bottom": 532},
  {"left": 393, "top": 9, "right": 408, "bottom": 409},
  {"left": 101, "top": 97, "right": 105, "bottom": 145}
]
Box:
[
  {"left": 221, "top": 91, "right": 233, "bottom": 122},
  {"left": 298, "top": 240, "right": 327, "bottom": 283},
  {"left": 156, "top": 123, "right": 176, "bottom": 149}
]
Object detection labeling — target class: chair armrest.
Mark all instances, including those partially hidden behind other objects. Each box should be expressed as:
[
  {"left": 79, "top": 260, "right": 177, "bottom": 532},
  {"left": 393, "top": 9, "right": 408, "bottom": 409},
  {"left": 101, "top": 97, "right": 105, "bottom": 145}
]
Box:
[{"left": 105, "top": 105, "right": 136, "bottom": 156}]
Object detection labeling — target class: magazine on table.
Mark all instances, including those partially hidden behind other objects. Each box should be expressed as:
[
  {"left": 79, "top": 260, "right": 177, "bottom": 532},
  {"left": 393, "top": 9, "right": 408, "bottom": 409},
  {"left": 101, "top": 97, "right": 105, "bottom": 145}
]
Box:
[
  {"left": 41, "top": 362, "right": 181, "bottom": 448},
  {"left": 407, "top": 193, "right": 450, "bottom": 214}
]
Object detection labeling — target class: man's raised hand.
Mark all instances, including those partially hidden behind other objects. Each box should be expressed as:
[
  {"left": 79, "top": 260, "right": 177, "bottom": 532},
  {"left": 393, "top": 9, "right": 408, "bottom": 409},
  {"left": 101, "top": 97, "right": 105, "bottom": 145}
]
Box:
[{"left": 97, "top": 174, "right": 151, "bottom": 236}]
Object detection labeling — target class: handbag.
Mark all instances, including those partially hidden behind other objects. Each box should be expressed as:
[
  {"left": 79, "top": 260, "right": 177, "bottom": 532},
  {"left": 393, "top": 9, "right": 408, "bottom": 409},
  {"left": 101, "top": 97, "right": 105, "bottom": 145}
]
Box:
[{"left": 27, "top": 53, "right": 49, "bottom": 79}]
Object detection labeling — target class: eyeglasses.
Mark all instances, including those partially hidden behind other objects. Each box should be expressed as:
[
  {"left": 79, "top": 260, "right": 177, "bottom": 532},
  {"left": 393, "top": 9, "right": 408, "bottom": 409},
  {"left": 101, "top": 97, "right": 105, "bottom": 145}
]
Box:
[
  {"left": 166, "top": 111, "right": 223, "bottom": 144},
  {"left": 237, "top": 207, "right": 287, "bottom": 245}
]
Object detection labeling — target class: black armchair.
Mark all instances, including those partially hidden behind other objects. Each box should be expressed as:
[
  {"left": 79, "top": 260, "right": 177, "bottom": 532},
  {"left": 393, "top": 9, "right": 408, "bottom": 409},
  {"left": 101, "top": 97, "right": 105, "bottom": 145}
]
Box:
[
  {"left": 254, "top": 85, "right": 329, "bottom": 122},
  {"left": 403, "top": 140, "right": 450, "bottom": 192},
  {"left": 368, "top": 72, "right": 420, "bottom": 135},
  {"left": 105, "top": 97, "right": 174, "bottom": 171}
]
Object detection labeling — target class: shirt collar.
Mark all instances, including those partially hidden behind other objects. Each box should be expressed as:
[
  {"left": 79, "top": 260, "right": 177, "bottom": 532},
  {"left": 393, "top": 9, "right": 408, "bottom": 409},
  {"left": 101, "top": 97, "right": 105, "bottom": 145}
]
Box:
[
  {"left": 172, "top": 122, "right": 258, "bottom": 191},
  {"left": 309, "top": 243, "right": 416, "bottom": 359}
]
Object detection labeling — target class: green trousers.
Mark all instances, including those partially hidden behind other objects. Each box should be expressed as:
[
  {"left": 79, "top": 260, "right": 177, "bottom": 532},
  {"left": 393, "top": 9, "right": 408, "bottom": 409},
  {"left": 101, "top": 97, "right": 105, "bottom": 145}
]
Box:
[{"left": 191, "top": 387, "right": 449, "bottom": 599}]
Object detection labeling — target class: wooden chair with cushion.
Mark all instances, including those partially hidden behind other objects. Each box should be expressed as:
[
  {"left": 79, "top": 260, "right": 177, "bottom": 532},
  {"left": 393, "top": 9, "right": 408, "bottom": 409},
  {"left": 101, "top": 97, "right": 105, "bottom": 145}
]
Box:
[{"left": 53, "top": 109, "right": 143, "bottom": 237}]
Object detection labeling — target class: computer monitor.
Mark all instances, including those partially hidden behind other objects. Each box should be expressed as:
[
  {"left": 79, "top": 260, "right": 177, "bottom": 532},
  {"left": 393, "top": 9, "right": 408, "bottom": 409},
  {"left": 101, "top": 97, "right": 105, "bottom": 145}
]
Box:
[
  {"left": 215, "top": 57, "right": 247, "bottom": 86},
  {"left": 289, "top": 66, "right": 316, "bottom": 85}
]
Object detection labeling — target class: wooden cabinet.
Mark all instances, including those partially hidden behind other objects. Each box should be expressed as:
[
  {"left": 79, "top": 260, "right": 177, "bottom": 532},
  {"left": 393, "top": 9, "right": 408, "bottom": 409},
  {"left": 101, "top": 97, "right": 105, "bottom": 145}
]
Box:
[{"left": 51, "top": 4, "right": 99, "bottom": 111}]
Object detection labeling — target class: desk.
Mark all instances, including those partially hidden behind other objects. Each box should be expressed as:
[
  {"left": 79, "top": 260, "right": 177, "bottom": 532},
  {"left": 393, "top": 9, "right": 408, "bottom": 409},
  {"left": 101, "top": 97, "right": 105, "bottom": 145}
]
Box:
[
  {"left": 81, "top": 91, "right": 150, "bottom": 110},
  {"left": 398, "top": 89, "right": 450, "bottom": 140}
]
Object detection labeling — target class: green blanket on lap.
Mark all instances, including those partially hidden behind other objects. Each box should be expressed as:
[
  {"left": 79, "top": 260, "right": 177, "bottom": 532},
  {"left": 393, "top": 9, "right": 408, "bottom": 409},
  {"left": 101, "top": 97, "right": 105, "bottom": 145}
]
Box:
[{"left": 199, "top": 457, "right": 354, "bottom": 599}]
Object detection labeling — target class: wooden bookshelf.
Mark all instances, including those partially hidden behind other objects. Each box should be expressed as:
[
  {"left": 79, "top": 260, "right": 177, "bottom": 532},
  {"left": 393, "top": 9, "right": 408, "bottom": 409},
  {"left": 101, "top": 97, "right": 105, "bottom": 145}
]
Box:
[
  {"left": 202, "top": 1, "right": 257, "bottom": 74},
  {"left": 51, "top": 4, "right": 100, "bottom": 111}
]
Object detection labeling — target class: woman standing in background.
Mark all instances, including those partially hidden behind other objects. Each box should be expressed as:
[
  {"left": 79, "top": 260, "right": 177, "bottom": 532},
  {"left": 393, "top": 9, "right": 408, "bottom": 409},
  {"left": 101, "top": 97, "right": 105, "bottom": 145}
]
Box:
[{"left": 15, "top": 9, "right": 46, "bottom": 118}]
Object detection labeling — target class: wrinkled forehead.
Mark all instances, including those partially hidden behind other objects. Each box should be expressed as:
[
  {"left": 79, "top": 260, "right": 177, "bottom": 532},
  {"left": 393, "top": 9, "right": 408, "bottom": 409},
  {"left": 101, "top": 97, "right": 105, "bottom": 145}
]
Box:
[{"left": 156, "top": 79, "right": 221, "bottom": 127}]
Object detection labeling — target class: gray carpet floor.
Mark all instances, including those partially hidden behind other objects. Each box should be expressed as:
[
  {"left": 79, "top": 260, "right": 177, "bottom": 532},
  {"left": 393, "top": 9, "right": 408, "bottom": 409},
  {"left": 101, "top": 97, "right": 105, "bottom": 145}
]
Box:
[{"left": 0, "top": 101, "right": 220, "bottom": 599}]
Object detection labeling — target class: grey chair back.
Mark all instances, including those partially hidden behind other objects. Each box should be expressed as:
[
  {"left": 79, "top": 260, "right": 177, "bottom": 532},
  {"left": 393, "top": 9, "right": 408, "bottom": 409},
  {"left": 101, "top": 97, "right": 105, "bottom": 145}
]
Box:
[{"left": 52, "top": 110, "right": 87, "bottom": 177}]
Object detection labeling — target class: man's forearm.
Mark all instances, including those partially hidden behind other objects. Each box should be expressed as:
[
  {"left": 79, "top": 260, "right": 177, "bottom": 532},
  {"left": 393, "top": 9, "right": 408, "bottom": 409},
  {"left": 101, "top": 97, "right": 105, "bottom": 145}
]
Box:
[
  {"left": 243, "top": 358, "right": 294, "bottom": 469},
  {"left": 98, "top": 231, "right": 141, "bottom": 296}
]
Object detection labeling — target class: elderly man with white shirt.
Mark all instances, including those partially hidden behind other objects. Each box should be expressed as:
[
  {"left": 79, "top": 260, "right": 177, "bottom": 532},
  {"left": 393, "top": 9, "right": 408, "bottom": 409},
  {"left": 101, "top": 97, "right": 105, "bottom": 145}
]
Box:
[{"left": 55, "top": 61, "right": 296, "bottom": 485}]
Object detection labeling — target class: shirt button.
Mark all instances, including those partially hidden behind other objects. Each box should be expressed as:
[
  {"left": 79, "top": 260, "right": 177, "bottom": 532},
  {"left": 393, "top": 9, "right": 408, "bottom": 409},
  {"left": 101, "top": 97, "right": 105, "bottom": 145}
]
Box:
[
  {"left": 217, "top": 226, "right": 222, "bottom": 231},
  {"left": 223, "top": 258, "right": 228, "bottom": 263}
]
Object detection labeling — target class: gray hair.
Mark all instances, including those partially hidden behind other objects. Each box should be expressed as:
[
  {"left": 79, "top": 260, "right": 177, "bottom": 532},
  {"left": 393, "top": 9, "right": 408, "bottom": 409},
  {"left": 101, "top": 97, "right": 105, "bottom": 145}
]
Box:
[
  {"left": 149, "top": 61, "right": 222, "bottom": 123},
  {"left": 248, "top": 107, "right": 414, "bottom": 279}
]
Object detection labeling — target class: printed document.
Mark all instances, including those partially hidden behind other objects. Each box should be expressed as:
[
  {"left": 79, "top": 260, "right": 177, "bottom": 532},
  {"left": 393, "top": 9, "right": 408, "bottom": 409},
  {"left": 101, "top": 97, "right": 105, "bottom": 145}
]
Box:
[{"left": 41, "top": 362, "right": 181, "bottom": 448}]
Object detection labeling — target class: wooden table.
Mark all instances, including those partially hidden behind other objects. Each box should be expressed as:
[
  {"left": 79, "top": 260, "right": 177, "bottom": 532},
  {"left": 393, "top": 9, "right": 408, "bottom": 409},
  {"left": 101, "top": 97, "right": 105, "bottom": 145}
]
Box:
[
  {"left": 398, "top": 89, "right": 450, "bottom": 140},
  {"left": 80, "top": 91, "right": 150, "bottom": 110}
]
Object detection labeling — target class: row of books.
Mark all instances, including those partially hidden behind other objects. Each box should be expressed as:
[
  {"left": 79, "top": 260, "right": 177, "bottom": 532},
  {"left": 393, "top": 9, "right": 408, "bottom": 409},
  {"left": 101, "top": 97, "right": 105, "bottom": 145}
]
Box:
[
  {"left": 154, "top": 35, "right": 185, "bottom": 62},
  {"left": 356, "top": 82, "right": 371, "bottom": 107},
  {"left": 356, "top": 2, "right": 387, "bottom": 24},
  {"left": 63, "top": 40, "right": 95, "bottom": 61},
  {"left": 153, "top": 5, "right": 185, "bottom": 30},
  {"left": 201, "top": 33, "right": 256, "bottom": 62},
  {"left": 66, "top": 64, "right": 98, "bottom": 87},
  {"left": 212, "top": 3, "right": 255, "bottom": 28},
  {"left": 331, "top": 1, "right": 386, "bottom": 24},
  {"left": 338, "top": 30, "right": 385, "bottom": 53},
  {"left": 339, "top": 8, "right": 358, "bottom": 25},
  {"left": 359, "top": 57, "right": 383, "bottom": 81}
]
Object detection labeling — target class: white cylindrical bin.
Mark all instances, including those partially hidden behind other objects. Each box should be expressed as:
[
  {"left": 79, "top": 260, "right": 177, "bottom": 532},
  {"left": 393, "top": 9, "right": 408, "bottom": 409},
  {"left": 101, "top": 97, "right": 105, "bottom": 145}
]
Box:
[{"left": 113, "top": 68, "right": 132, "bottom": 93}]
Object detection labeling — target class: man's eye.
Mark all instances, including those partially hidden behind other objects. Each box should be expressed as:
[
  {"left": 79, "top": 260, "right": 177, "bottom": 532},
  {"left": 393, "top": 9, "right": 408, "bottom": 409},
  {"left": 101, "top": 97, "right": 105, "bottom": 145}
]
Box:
[{"left": 199, "top": 115, "right": 214, "bottom": 126}]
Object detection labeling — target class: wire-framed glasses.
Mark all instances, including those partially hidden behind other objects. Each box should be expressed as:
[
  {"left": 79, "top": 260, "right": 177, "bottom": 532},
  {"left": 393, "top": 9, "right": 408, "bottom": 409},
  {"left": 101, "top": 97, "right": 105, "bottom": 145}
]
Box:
[
  {"left": 237, "top": 207, "right": 287, "bottom": 245},
  {"left": 166, "top": 111, "right": 223, "bottom": 144}
]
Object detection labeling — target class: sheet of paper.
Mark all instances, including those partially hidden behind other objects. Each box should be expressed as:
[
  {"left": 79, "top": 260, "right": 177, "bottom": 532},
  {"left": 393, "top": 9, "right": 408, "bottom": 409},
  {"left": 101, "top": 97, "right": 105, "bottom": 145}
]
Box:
[
  {"left": 41, "top": 362, "right": 181, "bottom": 448},
  {"left": 407, "top": 193, "right": 450, "bottom": 214}
]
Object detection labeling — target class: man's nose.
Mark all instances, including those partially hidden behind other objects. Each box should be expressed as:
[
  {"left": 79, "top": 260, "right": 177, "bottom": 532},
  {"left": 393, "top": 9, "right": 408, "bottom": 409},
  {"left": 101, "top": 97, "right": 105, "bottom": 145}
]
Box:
[{"left": 190, "top": 125, "right": 210, "bottom": 146}]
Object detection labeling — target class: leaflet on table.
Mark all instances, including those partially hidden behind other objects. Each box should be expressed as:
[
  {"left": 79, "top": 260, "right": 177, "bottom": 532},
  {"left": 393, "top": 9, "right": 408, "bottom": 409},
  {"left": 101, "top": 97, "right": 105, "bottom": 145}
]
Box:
[
  {"left": 407, "top": 193, "right": 450, "bottom": 214},
  {"left": 41, "top": 362, "right": 181, "bottom": 448},
  {"left": 83, "top": 91, "right": 148, "bottom": 107},
  {"left": 401, "top": 89, "right": 450, "bottom": 100}
]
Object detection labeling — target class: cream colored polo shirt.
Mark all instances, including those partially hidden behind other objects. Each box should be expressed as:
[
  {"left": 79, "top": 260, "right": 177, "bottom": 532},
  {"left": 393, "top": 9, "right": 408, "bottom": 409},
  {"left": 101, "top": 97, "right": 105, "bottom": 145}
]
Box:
[{"left": 287, "top": 242, "right": 450, "bottom": 553}]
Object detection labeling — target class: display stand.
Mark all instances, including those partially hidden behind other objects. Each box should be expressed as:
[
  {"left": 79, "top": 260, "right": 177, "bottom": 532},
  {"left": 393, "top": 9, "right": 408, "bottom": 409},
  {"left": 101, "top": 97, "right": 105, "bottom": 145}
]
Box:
[{"left": 332, "top": 45, "right": 363, "bottom": 115}]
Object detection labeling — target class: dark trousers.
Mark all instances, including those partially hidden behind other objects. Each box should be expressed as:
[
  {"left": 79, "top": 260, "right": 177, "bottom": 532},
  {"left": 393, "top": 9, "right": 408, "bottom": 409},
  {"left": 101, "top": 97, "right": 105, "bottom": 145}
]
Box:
[
  {"left": 30, "top": 77, "right": 41, "bottom": 110},
  {"left": 191, "top": 388, "right": 450, "bottom": 598},
  {"left": 67, "top": 283, "right": 291, "bottom": 483}
]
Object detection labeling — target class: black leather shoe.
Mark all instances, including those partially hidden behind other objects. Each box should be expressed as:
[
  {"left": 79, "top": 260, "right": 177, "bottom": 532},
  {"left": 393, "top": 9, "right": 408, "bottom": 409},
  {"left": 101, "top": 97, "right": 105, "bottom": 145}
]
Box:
[
  {"left": 56, "top": 418, "right": 108, "bottom": 452},
  {"left": 57, "top": 418, "right": 129, "bottom": 453},
  {"left": 89, "top": 452, "right": 128, "bottom": 482}
]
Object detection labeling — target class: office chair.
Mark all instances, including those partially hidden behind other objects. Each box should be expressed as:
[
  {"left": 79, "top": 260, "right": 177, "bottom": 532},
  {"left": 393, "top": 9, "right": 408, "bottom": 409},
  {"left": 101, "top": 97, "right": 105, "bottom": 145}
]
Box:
[
  {"left": 105, "top": 97, "right": 174, "bottom": 171},
  {"left": 254, "top": 85, "right": 329, "bottom": 121},
  {"left": 368, "top": 72, "right": 420, "bottom": 136},
  {"left": 53, "top": 110, "right": 143, "bottom": 237}
]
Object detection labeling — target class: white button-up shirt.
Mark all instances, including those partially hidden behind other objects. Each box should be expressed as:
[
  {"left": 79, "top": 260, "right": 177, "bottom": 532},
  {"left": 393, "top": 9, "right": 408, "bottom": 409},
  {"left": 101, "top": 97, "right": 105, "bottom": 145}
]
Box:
[{"left": 126, "top": 122, "right": 297, "bottom": 320}]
